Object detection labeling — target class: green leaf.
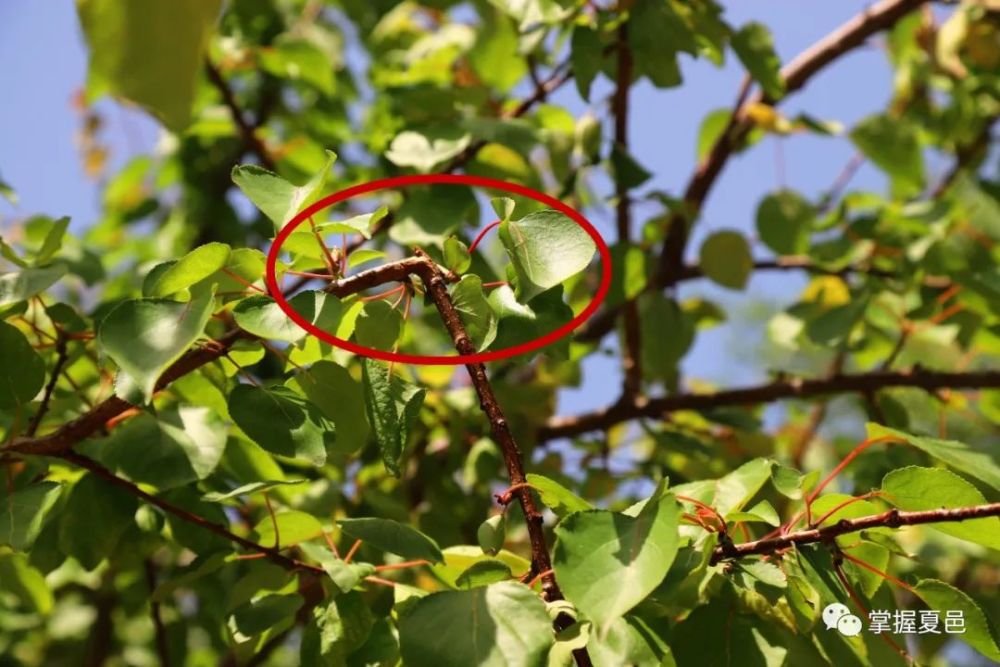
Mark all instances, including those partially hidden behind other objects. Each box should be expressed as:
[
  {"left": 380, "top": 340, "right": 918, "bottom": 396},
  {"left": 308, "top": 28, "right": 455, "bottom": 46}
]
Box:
[
  {"left": 258, "top": 35, "right": 335, "bottom": 95},
  {"left": 399, "top": 582, "right": 553, "bottom": 667},
  {"left": 430, "top": 546, "right": 531, "bottom": 589},
  {"left": 0, "top": 321, "right": 45, "bottom": 410},
  {"left": 470, "top": 10, "right": 527, "bottom": 94},
  {"left": 362, "top": 359, "right": 426, "bottom": 476},
  {"left": 58, "top": 473, "right": 137, "bottom": 570},
  {"left": 628, "top": 0, "right": 691, "bottom": 88},
  {"left": 355, "top": 301, "right": 403, "bottom": 351},
  {"left": 229, "top": 593, "right": 303, "bottom": 639},
  {"left": 233, "top": 291, "right": 342, "bottom": 343},
  {"left": 850, "top": 114, "right": 925, "bottom": 197},
  {"left": 0, "top": 174, "right": 17, "bottom": 206},
  {"left": 252, "top": 510, "right": 324, "bottom": 547},
  {"left": 696, "top": 108, "right": 731, "bottom": 161},
  {"left": 674, "top": 458, "right": 775, "bottom": 515},
  {"left": 726, "top": 500, "right": 780, "bottom": 526},
  {"left": 145, "top": 242, "right": 231, "bottom": 297},
  {"left": 0, "top": 265, "right": 67, "bottom": 307},
  {"left": 385, "top": 129, "right": 471, "bottom": 173},
  {"left": 35, "top": 216, "right": 70, "bottom": 266},
  {"left": 553, "top": 495, "right": 680, "bottom": 631},
  {"left": 488, "top": 285, "right": 573, "bottom": 355},
  {"left": 609, "top": 144, "right": 653, "bottom": 191},
  {"left": 76, "top": 0, "right": 223, "bottom": 131},
  {"left": 672, "top": 599, "right": 788, "bottom": 667},
  {"left": 731, "top": 22, "right": 785, "bottom": 99},
  {"left": 302, "top": 593, "right": 380, "bottom": 664},
  {"left": 0, "top": 482, "right": 62, "bottom": 552},
  {"left": 228, "top": 385, "right": 334, "bottom": 466},
  {"left": 756, "top": 190, "right": 814, "bottom": 255},
  {"left": 570, "top": 26, "right": 602, "bottom": 101},
  {"left": 867, "top": 424, "right": 1000, "bottom": 490},
  {"left": 389, "top": 185, "right": 478, "bottom": 247},
  {"left": 491, "top": 197, "right": 516, "bottom": 223},
  {"left": 0, "top": 552, "right": 53, "bottom": 614},
  {"left": 319, "top": 206, "right": 388, "bottom": 239},
  {"left": 202, "top": 479, "right": 306, "bottom": 503},
  {"left": 347, "top": 248, "right": 387, "bottom": 269},
  {"left": 732, "top": 559, "right": 788, "bottom": 604},
  {"left": 98, "top": 290, "right": 215, "bottom": 403},
  {"left": 525, "top": 473, "right": 592, "bottom": 518},
  {"left": 881, "top": 466, "right": 1000, "bottom": 551},
  {"left": 443, "top": 237, "right": 471, "bottom": 274},
  {"left": 477, "top": 515, "right": 506, "bottom": 556},
  {"left": 451, "top": 275, "right": 497, "bottom": 351},
  {"left": 232, "top": 151, "right": 336, "bottom": 230},
  {"left": 585, "top": 616, "right": 673, "bottom": 667},
  {"left": 498, "top": 210, "right": 596, "bottom": 301},
  {"left": 287, "top": 361, "right": 370, "bottom": 455},
  {"left": 337, "top": 517, "right": 444, "bottom": 563},
  {"left": 455, "top": 560, "right": 512, "bottom": 589},
  {"left": 305, "top": 548, "right": 376, "bottom": 594},
  {"left": 913, "top": 579, "right": 1000, "bottom": 662},
  {"left": 93, "top": 406, "right": 228, "bottom": 489},
  {"left": 699, "top": 230, "right": 753, "bottom": 290}
]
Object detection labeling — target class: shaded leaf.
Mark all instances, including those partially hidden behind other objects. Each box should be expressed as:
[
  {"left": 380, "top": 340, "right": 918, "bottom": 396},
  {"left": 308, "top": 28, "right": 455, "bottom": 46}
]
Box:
[
  {"left": 0, "top": 321, "right": 45, "bottom": 409},
  {"left": 97, "top": 290, "right": 215, "bottom": 403},
  {"left": 338, "top": 517, "right": 444, "bottom": 563},
  {"left": 362, "top": 360, "right": 425, "bottom": 476},
  {"left": 228, "top": 384, "right": 334, "bottom": 466},
  {"left": 700, "top": 230, "right": 753, "bottom": 290},
  {"left": 399, "top": 582, "right": 552, "bottom": 667}
]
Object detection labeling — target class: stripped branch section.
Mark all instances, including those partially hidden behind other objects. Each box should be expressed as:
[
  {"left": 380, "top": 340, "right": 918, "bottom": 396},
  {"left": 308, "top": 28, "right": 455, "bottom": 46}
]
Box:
[{"left": 710, "top": 502, "right": 1000, "bottom": 564}]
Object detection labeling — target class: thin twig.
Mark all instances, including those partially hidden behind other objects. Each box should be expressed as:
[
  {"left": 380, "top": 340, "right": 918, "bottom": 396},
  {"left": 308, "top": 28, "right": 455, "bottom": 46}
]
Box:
[
  {"left": 60, "top": 452, "right": 323, "bottom": 575},
  {"left": 143, "top": 559, "right": 171, "bottom": 667},
  {"left": 25, "top": 335, "right": 68, "bottom": 437}
]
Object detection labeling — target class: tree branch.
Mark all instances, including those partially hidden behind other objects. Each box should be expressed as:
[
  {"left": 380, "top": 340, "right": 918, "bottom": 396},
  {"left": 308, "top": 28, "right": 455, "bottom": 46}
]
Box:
[
  {"left": 6, "top": 257, "right": 458, "bottom": 458},
  {"left": 711, "top": 503, "right": 1000, "bottom": 564},
  {"left": 205, "top": 60, "right": 277, "bottom": 172},
  {"left": 538, "top": 367, "right": 1000, "bottom": 441},
  {"left": 61, "top": 452, "right": 324, "bottom": 575},
  {"left": 575, "top": 0, "right": 928, "bottom": 345},
  {"left": 25, "top": 335, "right": 68, "bottom": 437},
  {"left": 612, "top": 24, "right": 642, "bottom": 399},
  {"left": 144, "top": 558, "right": 172, "bottom": 667},
  {"left": 576, "top": 257, "right": 930, "bottom": 344},
  {"left": 411, "top": 251, "right": 592, "bottom": 667}
]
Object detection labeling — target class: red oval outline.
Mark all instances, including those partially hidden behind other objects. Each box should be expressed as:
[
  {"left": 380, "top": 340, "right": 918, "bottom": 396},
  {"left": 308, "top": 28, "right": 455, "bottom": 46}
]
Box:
[{"left": 265, "top": 174, "right": 611, "bottom": 365}]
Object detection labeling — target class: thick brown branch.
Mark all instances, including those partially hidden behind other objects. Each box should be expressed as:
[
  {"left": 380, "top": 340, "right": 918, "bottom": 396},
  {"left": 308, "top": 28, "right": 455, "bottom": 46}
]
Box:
[
  {"left": 711, "top": 503, "right": 1000, "bottom": 564},
  {"left": 8, "top": 327, "right": 252, "bottom": 457},
  {"left": 8, "top": 257, "right": 459, "bottom": 459},
  {"left": 538, "top": 367, "right": 1000, "bottom": 441},
  {"left": 656, "top": 0, "right": 927, "bottom": 285},
  {"left": 613, "top": 25, "right": 642, "bottom": 398},
  {"left": 411, "top": 252, "right": 591, "bottom": 667},
  {"left": 205, "top": 61, "right": 277, "bottom": 172}
]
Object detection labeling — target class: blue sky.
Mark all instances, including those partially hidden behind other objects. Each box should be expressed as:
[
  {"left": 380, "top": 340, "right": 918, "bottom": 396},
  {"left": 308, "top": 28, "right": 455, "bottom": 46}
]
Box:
[{"left": 0, "top": 1, "right": 919, "bottom": 417}]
